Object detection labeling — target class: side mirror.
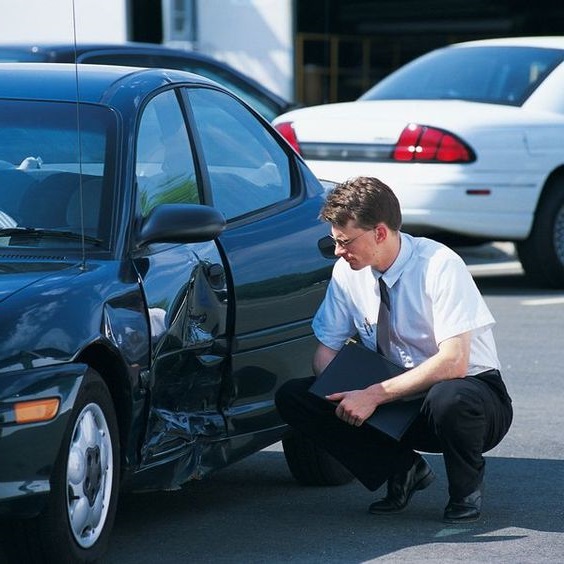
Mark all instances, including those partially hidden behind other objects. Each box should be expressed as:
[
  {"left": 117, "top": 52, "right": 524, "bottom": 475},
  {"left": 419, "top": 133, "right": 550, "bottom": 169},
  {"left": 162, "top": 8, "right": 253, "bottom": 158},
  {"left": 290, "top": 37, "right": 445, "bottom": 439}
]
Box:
[
  {"left": 137, "top": 204, "right": 226, "bottom": 247},
  {"left": 318, "top": 235, "right": 336, "bottom": 259}
]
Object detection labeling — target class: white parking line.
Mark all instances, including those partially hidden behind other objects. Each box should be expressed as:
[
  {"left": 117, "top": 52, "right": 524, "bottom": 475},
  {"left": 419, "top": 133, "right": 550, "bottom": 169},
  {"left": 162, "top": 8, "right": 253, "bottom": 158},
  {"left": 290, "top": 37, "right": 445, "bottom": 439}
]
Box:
[
  {"left": 521, "top": 296, "right": 564, "bottom": 306},
  {"left": 466, "top": 261, "right": 523, "bottom": 275}
]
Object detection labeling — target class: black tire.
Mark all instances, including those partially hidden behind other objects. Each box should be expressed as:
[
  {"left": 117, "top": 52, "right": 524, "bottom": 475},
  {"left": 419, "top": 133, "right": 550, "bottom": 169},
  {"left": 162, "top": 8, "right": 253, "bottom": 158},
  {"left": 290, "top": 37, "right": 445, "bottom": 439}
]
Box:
[
  {"left": 517, "top": 177, "right": 564, "bottom": 288},
  {"left": 14, "top": 369, "right": 120, "bottom": 563},
  {"left": 282, "top": 430, "right": 354, "bottom": 486}
]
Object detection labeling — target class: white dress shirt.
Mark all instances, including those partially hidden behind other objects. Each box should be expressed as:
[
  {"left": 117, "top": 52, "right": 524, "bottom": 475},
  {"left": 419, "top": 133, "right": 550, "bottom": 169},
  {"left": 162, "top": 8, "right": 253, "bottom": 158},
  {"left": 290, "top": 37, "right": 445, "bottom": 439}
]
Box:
[{"left": 312, "top": 233, "right": 500, "bottom": 375}]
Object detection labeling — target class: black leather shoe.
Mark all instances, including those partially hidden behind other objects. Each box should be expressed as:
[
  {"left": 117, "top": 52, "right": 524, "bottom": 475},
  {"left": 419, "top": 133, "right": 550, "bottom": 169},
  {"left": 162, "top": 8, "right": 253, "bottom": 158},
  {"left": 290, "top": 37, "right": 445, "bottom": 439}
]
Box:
[
  {"left": 443, "top": 488, "right": 482, "bottom": 523},
  {"left": 369, "top": 455, "right": 435, "bottom": 514}
]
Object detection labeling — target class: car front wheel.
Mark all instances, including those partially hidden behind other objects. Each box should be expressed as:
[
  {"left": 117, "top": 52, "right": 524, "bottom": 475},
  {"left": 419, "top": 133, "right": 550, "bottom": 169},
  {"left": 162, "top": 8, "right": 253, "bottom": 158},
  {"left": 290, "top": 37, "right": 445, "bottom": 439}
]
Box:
[
  {"left": 282, "top": 430, "right": 354, "bottom": 486},
  {"left": 12, "top": 369, "right": 120, "bottom": 563}
]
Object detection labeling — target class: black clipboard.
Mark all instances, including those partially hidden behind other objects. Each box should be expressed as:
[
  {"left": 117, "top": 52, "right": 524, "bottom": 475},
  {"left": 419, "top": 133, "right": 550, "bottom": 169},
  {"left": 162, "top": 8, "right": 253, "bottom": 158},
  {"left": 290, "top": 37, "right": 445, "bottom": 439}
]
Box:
[{"left": 309, "top": 341, "right": 423, "bottom": 440}]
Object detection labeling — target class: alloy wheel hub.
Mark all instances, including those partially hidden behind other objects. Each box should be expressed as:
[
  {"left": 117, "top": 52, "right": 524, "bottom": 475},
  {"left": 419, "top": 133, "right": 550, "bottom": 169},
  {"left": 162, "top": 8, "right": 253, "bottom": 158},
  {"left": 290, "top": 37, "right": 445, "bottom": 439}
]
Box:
[{"left": 83, "top": 445, "right": 102, "bottom": 506}]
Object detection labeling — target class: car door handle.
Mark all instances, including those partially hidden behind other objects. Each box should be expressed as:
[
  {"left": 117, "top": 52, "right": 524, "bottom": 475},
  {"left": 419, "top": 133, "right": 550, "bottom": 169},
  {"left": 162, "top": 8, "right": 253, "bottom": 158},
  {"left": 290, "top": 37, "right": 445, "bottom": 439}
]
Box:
[
  {"left": 206, "top": 262, "right": 225, "bottom": 288},
  {"left": 196, "top": 354, "right": 224, "bottom": 367}
]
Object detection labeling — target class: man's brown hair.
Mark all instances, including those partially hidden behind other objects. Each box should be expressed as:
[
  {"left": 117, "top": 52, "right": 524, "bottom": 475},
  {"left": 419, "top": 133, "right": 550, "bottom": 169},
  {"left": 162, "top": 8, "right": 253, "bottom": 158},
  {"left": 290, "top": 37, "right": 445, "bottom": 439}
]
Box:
[{"left": 320, "top": 176, "right": 402, "bottom": 231}]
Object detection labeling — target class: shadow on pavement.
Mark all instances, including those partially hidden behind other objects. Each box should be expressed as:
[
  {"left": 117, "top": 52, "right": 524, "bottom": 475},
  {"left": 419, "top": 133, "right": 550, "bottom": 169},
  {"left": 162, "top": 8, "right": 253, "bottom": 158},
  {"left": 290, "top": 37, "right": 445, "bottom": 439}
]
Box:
[
  {"left": 473, "top": 273, "right": 563, "bottom": 298},
  {"left": 93, "top": 450, "right": 562, "bottom": 563},
  {"left": 1, "top": 450, "right": 560, "bottom": 563}
]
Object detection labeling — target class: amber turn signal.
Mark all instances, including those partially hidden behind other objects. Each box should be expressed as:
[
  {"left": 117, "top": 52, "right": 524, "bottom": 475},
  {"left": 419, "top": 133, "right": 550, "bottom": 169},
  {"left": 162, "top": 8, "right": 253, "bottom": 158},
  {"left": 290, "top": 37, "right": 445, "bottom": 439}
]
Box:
[{"left": 14, "top": 398, "right": 60, "bottom": 424}]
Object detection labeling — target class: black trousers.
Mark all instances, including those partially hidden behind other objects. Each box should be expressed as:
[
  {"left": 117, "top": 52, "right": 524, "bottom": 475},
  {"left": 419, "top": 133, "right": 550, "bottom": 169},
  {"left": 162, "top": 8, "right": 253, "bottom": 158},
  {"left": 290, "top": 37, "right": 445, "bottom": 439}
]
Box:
[{"left": 275, "top": 370, "right": 513, "bottom": 500}]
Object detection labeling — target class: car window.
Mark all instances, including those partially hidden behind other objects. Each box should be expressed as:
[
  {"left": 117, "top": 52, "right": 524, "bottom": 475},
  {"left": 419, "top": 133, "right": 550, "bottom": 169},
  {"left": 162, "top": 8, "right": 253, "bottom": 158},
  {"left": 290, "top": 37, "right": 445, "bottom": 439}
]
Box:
[
  {"left": 361, "top": 46, "right": 564, "bottom": 106},
  {"left": 136, "top": 89, "right": 200, "bottom": 218},
  {"left": 81, "top": 53, "right": 156, "bottom": 69},
  {"left": 82, "top": 53, "right": 282, "bottom": 122},
  {"left": 0, "top": 49, "right": 44, "bottom": 62},
  {"left": 0, "top": 100, "right": 114, "bottom": 247},
  {"left": 171, "top": 59, "right": 281, "bottom": 122},
  {"left": 185, "top": 87, "right": 291, "bottom": 221}
]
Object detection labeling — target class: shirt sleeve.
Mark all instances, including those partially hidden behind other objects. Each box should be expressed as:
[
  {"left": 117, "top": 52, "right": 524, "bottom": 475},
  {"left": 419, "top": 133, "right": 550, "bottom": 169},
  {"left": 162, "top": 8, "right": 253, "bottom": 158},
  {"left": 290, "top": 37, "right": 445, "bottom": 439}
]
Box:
[
  {"left": 430, "top": 251, "right": 495, "bottom": 345},
  {"left": 312, "top": 260, "right": 356, "bottom": 351}
]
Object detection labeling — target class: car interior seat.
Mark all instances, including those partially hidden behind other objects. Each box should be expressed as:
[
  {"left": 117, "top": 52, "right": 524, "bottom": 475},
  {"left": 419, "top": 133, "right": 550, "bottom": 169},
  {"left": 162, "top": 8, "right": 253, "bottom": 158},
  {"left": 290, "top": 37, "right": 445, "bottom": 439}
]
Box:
[
  {"left": 0, "top": 169, "right": 40, "bottom": 224},
  {"left": 65, "top": 177, "right": 103, "bottom": 234},
  {"left": 18, "top": 172, "right": 81, "bottom": 228}
]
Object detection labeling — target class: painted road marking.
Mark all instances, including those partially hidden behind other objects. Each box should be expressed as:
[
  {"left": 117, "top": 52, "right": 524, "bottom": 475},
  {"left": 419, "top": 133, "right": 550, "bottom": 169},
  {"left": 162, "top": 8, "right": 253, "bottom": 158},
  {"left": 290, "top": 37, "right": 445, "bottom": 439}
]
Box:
[
  {"left": 466, "top": 261, "right": 523, "bottom": 276},
  {"left": 521, "top": 297, "right": 564, "bottom": 306}
]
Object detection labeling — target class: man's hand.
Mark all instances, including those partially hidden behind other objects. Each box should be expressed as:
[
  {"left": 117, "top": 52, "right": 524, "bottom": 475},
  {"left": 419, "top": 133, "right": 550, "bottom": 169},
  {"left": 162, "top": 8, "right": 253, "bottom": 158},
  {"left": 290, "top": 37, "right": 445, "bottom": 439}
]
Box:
[{"left": 326, "top": 388, "right": 380, "bottom": 427}]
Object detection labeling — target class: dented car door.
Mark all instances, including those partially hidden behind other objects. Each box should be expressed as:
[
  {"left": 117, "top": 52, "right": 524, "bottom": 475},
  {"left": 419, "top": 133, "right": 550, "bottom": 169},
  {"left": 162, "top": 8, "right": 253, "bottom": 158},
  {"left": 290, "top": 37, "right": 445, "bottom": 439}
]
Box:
[{"left": 131, "top": 88, "right": 229, "bottom": 478}]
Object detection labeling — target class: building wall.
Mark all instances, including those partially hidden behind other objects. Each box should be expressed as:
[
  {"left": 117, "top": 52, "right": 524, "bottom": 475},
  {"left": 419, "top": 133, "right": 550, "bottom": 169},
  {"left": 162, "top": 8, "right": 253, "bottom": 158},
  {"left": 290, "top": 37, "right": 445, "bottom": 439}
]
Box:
[
  {"left": 195, "top": 0, "right": 294, "bottom": 101},
  {"left": 0, "top": 0, "right": 128, "bottom": 43}
]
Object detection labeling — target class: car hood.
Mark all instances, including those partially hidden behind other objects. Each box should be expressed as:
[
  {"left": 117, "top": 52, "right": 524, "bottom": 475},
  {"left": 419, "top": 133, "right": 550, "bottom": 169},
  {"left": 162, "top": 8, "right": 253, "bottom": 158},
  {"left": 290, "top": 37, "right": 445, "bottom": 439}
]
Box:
[
  {"left": 0, "top": 258, "right": 146, "bottom": 372},
  {"left": 0, "top": 259, "right": 81, "bottom": 303},
  {"left": 275, "top": 99, "right": 550, "bottom": 144}
]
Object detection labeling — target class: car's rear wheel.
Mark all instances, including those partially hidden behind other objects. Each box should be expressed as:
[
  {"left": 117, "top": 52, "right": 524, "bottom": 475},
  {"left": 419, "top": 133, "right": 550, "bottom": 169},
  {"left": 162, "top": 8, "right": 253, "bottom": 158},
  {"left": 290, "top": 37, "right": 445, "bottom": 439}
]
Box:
[
  {"left": 282, "top": 430, "right": 354, "bottom": 486},
  {"left": 11, "top": 369, "right": 120, "bottom": 563},
  {"left": 517, "top": 175, "right": 564, "bottom": 288}
]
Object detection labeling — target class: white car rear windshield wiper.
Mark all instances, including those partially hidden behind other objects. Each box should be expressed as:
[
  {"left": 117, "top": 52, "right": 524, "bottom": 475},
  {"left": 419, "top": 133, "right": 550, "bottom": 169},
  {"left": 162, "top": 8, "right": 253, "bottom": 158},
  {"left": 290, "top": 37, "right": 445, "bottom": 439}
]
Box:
[{"left": 0, "top": 227, "right": 103, "bottom": 246}]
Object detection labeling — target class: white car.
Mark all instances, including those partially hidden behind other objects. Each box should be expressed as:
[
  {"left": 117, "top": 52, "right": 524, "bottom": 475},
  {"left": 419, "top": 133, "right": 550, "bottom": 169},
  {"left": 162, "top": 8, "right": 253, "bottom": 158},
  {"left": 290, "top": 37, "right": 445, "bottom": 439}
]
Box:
[{"left": 274, "top": 37, "right": 564, "bottom": 287}]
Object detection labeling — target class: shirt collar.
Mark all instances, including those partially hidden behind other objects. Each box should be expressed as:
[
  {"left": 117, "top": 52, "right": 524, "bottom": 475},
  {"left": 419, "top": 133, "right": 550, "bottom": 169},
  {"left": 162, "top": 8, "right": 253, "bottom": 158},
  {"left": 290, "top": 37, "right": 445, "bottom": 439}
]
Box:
[{"left": 372, "top": 232, "right": 413, "bottom": 288}]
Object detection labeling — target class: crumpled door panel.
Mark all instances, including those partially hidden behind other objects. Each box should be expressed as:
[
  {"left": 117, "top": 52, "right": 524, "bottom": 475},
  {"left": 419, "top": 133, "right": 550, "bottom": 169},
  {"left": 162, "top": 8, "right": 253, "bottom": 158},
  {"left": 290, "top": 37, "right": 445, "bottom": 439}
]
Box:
[{"left": 134, "top": 241, "right": 228, "bottom": 471}]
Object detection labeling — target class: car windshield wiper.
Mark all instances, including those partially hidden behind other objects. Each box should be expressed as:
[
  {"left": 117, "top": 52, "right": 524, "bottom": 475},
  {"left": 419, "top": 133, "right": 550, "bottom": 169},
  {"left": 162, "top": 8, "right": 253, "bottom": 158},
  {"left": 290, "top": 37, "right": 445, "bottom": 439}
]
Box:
[{"left": 0, "top": 227, "right": 104, "bottom": 246}]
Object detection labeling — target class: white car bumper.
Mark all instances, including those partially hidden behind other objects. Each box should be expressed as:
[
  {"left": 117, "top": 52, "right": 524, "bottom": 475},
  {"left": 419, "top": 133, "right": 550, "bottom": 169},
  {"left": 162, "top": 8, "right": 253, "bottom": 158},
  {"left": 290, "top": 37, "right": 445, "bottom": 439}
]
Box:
[{"left": 308, "top": 160, "right": 540, "bottom": 240}]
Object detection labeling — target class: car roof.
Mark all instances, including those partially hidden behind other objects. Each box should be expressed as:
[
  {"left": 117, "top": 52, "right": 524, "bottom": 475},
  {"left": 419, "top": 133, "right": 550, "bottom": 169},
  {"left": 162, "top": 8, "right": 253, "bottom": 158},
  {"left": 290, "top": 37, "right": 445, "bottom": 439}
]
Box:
[
  {"left": 0, "top": 42, "right": 290, "bottom": 109},
  {"left": 452, "top": 36, "right": 564, "bottom": 50},
  {"left": 0, "top": 62, "right": 214, "bottom": 104},
  {"left": 0, "top": 41, "right": 229, "bottom": 65}
]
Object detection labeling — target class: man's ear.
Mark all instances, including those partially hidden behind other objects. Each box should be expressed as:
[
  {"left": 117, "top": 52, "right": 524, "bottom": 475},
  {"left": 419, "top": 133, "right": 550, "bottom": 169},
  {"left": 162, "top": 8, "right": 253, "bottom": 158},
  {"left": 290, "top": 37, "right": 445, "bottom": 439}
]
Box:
[{"left": 374, "top": 223, "right": 388, "bottom": 242}]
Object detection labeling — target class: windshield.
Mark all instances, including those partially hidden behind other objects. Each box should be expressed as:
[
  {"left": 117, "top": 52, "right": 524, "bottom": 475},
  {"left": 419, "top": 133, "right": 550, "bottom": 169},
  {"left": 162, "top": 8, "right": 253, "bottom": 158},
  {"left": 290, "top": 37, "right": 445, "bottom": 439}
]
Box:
[
  {"left": 0, "top": 100, "right": 116, "bottom": 250},
  {"left": 360, "top": 46, "right": 564, "bottom": 106}
]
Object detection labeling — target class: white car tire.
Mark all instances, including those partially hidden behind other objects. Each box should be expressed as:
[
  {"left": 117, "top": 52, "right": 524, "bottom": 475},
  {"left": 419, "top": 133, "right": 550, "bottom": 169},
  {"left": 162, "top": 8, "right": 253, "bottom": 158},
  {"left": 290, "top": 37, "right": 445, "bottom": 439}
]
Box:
[{"left": 517, "top": 176, "right": 564, "bottom": 288}]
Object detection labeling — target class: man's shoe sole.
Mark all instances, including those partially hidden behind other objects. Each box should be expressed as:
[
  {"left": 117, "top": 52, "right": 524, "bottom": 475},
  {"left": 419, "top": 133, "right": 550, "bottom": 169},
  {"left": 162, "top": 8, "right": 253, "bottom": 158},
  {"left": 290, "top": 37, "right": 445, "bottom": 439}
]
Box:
[{"left": 443, "top": 512, "right": 481, "bottom": 524}]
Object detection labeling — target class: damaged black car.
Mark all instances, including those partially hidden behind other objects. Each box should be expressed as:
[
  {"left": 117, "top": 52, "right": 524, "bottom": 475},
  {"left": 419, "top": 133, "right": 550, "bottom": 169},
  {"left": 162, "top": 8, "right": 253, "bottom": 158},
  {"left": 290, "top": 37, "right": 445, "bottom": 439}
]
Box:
[{"left": 0, "top": 63, "right": 347, "bottom": 563}]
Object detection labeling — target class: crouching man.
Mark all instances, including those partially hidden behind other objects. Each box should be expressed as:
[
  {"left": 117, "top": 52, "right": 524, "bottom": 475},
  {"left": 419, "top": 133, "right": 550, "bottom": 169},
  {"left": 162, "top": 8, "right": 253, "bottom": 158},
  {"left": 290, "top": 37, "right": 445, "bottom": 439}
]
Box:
[{"left": 276, "top": 176, "right": 513, "bottom": 523}]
